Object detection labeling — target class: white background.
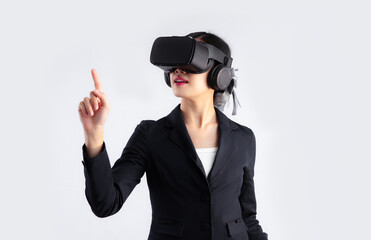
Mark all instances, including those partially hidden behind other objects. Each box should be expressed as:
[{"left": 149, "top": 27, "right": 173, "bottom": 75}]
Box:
[{"left": 1, "top": 0, "right": 370, "bottom": 239}]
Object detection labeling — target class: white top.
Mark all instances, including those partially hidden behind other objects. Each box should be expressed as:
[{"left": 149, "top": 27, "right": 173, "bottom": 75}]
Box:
[{"left": 195, "top": 147, "right": 218, "bottom": 177}]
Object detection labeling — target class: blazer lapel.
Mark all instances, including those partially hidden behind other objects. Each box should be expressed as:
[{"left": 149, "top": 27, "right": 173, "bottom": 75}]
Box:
[{"left": 164, "top": 103, "right": 238, "bottom": 184}]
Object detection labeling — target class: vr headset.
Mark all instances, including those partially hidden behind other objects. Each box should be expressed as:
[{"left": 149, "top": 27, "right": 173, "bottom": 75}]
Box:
[
  {"left": 150, "top": 35, "right": 233, "bottom": 74},
  {"left": 149, "top": 33, "right": 241, "bottom": 115},
  {"left": 150, "top": 35, "right": 235, "bottom": 91}
]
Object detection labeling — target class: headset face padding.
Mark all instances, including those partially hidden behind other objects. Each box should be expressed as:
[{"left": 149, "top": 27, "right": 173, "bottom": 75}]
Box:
[
  {"left": 164, "top": 65, "right": 232, "bottom": 91},
  {"left": 164, "top": 72, "right": 171, "bottom": 87}
]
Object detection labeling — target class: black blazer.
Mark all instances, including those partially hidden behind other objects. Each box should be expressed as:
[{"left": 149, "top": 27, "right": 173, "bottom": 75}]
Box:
[{"left": 82, "top": 103, "right": 268, "bottom": 240}]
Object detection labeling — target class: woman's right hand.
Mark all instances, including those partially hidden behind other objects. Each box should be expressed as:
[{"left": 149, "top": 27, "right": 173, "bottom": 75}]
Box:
[{"left": 78, "top": 69, "right": 110, "bottom": 133}]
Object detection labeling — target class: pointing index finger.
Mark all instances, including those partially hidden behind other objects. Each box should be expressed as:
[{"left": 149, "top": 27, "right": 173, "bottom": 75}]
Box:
[{"left": 91, "top": 68, "right": 102, "bottom": 91}]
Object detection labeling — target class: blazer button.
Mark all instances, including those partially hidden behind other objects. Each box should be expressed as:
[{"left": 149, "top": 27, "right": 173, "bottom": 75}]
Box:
[{"left": 201, "top": 222, "right": 210, "bottom": 230}]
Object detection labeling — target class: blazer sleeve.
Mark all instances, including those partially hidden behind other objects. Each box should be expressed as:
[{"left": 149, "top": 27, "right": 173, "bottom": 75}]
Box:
[
  {"left": 81, "top": 120, "right": 148, "bottom": 218},
  {"left": 239, "top": 129, "right": 268, "bottom": 240}
]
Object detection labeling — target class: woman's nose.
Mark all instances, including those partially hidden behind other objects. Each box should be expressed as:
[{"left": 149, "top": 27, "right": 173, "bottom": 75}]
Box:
[{"left": 175, "top": 68, "right": 186, "bottom": 74}]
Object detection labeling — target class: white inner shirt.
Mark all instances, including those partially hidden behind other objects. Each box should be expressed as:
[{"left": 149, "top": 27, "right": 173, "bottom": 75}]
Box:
[{"left": 195, "top": 147, "right": 218, "bottom": 177}]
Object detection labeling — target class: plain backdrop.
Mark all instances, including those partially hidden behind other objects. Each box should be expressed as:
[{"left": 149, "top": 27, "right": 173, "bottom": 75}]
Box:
[{"left": 1, "top": 0, "right": 370, "bottom": 239}]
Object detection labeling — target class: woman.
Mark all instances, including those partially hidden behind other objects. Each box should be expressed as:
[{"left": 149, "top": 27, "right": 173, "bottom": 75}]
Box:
[{"left": 78, "top": 32, "right": 268, "bottom": 240}]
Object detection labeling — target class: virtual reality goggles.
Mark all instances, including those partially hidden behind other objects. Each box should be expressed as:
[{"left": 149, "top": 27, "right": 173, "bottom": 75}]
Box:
[{"left": 150, "top": 35, "right": 233, "bottom": 73}]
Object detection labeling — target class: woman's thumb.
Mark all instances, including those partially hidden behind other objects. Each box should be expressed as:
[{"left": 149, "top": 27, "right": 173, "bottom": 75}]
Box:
[{"left": 94, "top": 89, "right": 108, "bottom": 107}]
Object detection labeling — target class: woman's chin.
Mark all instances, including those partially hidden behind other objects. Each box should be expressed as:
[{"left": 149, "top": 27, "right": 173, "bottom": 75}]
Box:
[{"left": 172, "top": 89, "right": 188, "bottom": 98}]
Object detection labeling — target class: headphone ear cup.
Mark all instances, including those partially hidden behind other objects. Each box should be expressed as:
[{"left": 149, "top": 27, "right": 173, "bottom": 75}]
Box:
[
  {"left": 208, "top": 64, "right": 221, "bottom": 90},
  {"left": 217, "top": 67, "right": 233, "bottom": 90},
  {"left": 164, "top": 72, "right": 171, "bottom": 87},
  {"left": 208, "top": 64, "right": 232, "bottom": 91}
]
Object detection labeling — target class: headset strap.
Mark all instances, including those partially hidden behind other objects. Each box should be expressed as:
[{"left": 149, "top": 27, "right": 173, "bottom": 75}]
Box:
[{"left": 197, "top": 41, "right": 233, "bottom": 67}]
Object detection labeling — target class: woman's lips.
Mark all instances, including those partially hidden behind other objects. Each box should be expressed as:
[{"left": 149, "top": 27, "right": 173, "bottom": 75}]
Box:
[
  {"left": 174, "top": 76, "right": 188, "bottom": 86},
  {"left": 175, "top": 82, "right": 187, "bottom": 86}
]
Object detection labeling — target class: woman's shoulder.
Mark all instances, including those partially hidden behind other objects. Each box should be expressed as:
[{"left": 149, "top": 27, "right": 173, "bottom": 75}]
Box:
[
  {"left": 235, "top": 121, "right": 253, "bottom": 132},
  {"left": 135, "top": 117, "right": 165, "bottom": 133},
  {"left": 229, "top": 120, "right": 255, "bottom": 140}
]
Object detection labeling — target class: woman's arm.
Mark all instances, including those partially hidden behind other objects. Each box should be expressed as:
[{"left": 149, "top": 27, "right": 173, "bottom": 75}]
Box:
[
  {"left": 239, "top": 129, "right": 268, "bottom": 240},
  {"left": 81, "top": 120, "right": 148, "bottom": 218},
  {"left": 84, "top": 127, "right": 104, "bottom": 158}
]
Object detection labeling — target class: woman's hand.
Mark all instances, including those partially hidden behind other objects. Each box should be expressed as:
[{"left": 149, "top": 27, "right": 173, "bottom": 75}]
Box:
[{"left": 78, "top": 69, "right": 110, "bottom": 133}]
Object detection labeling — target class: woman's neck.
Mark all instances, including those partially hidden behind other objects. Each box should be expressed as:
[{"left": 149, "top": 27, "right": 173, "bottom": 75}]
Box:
[{"left": 180, "top": 99, "right": 217, "bottom": 129}]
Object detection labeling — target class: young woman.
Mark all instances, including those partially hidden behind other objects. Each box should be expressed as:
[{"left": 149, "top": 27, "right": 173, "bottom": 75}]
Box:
[{"left": 78, "top": 32, "right": 268, "bottom": 240}]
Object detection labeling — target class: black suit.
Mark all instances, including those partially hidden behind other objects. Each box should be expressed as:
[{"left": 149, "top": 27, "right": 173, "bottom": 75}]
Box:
[{"left": 82, "top": 103, "right": 268, "bottom": 240}]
